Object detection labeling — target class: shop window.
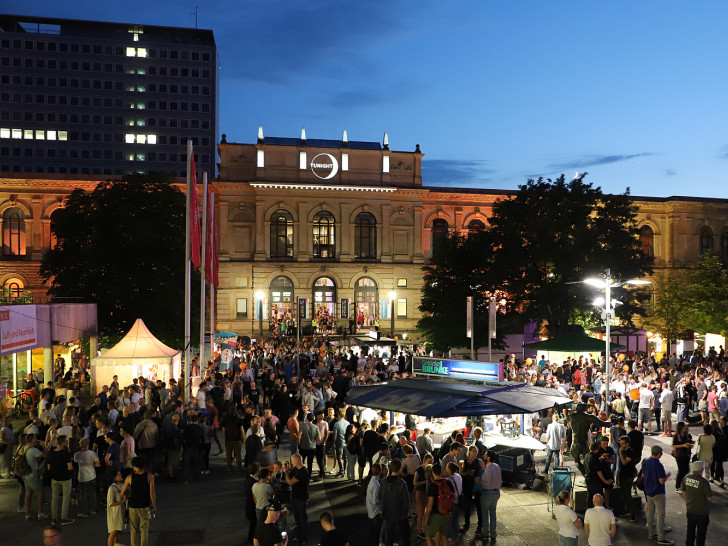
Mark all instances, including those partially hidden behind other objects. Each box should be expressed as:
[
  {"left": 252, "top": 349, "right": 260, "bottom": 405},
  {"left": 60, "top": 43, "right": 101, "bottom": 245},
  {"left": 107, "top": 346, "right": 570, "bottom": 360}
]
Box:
[
  {"left": 270, "top": 210, "right": 294, "bottom": 258},
  {"left": 639, "top": 225, "right": 654, "bottom": 258},
  {"left": 354, "top": 212, "right": 377, "bottom": 260},
  {"left": 312, "top": 211, "right": 335, "bottom": 260}
]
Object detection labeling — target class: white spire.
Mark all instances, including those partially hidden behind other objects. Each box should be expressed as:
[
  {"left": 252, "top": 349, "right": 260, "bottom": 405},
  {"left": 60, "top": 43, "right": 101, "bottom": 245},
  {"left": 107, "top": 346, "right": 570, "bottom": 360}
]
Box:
[
  {"left": 257, "top": 125, "right": 264, "bottom": 141},
  {"left": 301, "top": 128, "right": 307, "bottom": 141},
  {"left": 342, "top": 129, "right": 348, "bottom": 143},
  {"left": 383, "top": 131, "right": 389, "bottom": 149}
]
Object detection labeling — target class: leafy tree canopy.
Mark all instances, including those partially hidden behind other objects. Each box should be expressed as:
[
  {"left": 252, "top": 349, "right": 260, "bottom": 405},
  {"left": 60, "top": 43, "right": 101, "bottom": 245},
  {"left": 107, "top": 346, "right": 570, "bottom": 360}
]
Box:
[
  {"left": 644, "top": 270, "right": 688, "bottom": 349},
  {"left": 682, "top": 254, "right": 728, "bottom": 336},
  {"left": 40, "top": 173, "right": 199, "bottom": 347}
]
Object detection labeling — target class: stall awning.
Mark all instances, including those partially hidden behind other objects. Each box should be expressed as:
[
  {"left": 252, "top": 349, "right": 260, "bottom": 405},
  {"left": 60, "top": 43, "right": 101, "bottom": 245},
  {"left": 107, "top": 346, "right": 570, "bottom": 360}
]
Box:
[
  {"left": 347, "top": 378, "right": 570, "bottom": 418},
  {"left": 353, "top": 336, "right": 398, "bottom": 347},
  {"left": 522, "top": 333, "right": 625, "bottom": 352}
]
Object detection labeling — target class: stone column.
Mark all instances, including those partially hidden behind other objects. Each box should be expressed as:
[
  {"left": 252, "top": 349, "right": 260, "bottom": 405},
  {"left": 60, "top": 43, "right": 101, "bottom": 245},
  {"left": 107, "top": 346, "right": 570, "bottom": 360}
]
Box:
[
  {"left": 413, "top": 205, "right": 423, "bottom": 263},
  {"left": 381, "top": 204, "right": 392, "bottom": 263},
  {"left": 43, "top": 346, "right": 53, "bottom": 387},
  {"left": 254, "top": 200, "right": 265, "bottom": 260}
]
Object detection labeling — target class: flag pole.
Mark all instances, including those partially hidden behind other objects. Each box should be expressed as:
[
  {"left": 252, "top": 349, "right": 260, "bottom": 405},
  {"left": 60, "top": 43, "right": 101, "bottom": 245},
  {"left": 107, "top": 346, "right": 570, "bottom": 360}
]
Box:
[
  {"left": 199, "top": 173, "right": 208, "bottom": 378},
  {"left": 209, "top": 191, "right": 216, "bottom": 360},
  {"left": 184, "top": 140, "right": 193, "bottom": 404}
]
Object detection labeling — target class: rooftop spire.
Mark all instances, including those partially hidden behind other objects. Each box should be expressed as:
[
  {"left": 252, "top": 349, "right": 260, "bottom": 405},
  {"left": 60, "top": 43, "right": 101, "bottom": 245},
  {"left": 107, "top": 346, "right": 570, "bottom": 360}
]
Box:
[
  {"left": 383, "top": 131, "right": 389, "bottom": 150},
  {"left": 257, "top": 125, "right": 264, "bottom": 144}
]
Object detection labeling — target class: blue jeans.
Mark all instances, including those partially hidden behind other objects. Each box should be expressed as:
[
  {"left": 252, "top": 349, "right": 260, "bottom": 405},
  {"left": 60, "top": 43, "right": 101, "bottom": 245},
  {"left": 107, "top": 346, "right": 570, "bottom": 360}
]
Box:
[
  {"left": 480, "top": 489, "right": 500, "bottom": 538},
  {"left": 677, "top": 404, "right": 687, "bottom": 423},
  {"left": 291, "top": 498, "right": 309, "bottom": 541},
  {"left": 686, "top": 512, "right": 709, "bottom": 546},
  {"left": 544, "top": 447, "right": 561, "bottom": 472},
  {"left": 559, "top": 536, "right": 579, "bottom": 546}
]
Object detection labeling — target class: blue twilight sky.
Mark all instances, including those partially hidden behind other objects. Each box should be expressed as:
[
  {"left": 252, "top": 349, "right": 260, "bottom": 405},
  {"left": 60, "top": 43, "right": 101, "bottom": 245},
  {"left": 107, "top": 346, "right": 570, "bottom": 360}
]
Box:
[{"left": 4, "top": 1, "right": 728, "bottom": 198}]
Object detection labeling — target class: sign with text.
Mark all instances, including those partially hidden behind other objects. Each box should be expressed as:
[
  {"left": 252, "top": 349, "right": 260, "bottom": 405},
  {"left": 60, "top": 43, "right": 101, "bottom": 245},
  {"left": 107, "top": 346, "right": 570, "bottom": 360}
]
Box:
[
  {"left": 413, "top": 357, "right": 503, "bottom": 382},
  {"left": 0, "top": 305, "right": 38, "bottom": 352},
  {"left": 340, "top": 298, "right": 350, "bottom": 319}
]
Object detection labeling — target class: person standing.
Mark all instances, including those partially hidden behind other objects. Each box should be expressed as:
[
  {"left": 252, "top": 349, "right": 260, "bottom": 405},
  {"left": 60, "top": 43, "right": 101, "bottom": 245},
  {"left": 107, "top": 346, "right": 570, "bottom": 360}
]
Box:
[
  {"left": 416, "top": 428, "right": 434, "bottom": 458},
  {"left": 107, "top": 470, "right": 126, "bottom": 546},
  {"left": 252, "top": 468, "right": 275, "bottom": 523},
  {"left": 380, "top": 459, "right": 411, "bottom": 546},
  {"left": 314, "top": 411, "right": 329, "bottom": 481},
  {"left": 287, "top": 453, "right": 311, "bottom": 545},
  {"left": 695, "top": 425, "right": 715, "bottom": 480},
  {"left": 583, "top": 493, "right": 616, "bottom": 546},
  {"left": 287, "top": 408, "right": 301, "bottom": 456},
  {"left": 672, "top": 422, "right": 693, "bottom": 492},
  {"left": 73, "top": 438, "right": 101, "bottom": 517},
  {"left": 460, "top": 446, "right": 484, "bottom": 534},
  {"left": 319, "top": 511, "right": 349, "bottom": 546},
  {"left": 424, "top": 463, "right": 452, "bottom": 546},
  {"left": 121, "top": 456, "right": 157, "bottom": 546},
  {"left": 330, "top": 408, "right": 349, "bottom": 478},
  {"left": 255, "top": 501, "right": 288, "bottom": 546},
  {"left": 366, "top": 463, "right": 383, "bottom": 546},
  {"left": 680, "top": 460, "right": 712, "bottom": 546},
  {"left": 544, "top": 414, "right": 567, "bottom": 473},
  {"left": 554, "top": 489, "right": 582, "bottom": 546},
  {"left": 638, "top": 383, "right": 654, "bottom": 434},
  {"left": 642, "top": 445, "right": 673, "bottom": 545},
  {"left": 20, "top": 433, "right": 48, "bottom": 520},
  {"left": 616, "top": 436, "right": 638, "bottom": 521},
  {"left": 245, "top": 463, "right": 261, "bottom": 546},
  {"left": 660, "top": 384, "right": 674, "bottom": 436},
  {"left": 479, "top": 450, "right": 502, "bottom": 542},
  {"left": 46, "top": 434, "right": 74, "bottom": 526},
  {"left": 299, "top": 413, "right": 320, "bottom": 478},
  {"left": 584, "top": 442, "right": 612, "bottom": 509}
]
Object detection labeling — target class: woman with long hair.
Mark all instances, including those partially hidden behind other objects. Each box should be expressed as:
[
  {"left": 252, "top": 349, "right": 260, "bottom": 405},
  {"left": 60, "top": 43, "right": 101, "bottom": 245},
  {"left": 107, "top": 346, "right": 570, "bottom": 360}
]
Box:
[{"left": 672, "top": 421, "right": 693, "bottom": 491}]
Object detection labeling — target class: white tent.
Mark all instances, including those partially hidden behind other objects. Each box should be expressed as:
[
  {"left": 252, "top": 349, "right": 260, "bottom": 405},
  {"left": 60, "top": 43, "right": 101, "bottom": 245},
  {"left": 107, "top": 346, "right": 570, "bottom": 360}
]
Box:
[{"left": 91, "top": 318, "right": 182, "bottom": 394}]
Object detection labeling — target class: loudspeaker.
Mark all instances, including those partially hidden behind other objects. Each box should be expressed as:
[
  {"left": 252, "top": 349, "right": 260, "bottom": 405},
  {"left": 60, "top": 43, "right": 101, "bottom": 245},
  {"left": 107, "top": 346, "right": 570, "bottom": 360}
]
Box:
[{"left": 571, "top": 485, "right": 589, "bottom": 513}]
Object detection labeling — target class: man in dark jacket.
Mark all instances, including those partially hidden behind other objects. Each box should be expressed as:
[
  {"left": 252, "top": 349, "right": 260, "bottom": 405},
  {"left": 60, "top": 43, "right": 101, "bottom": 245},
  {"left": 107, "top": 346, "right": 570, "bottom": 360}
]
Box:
[{"left": 380, "top": 459, "right": 411, "bottom": 546}]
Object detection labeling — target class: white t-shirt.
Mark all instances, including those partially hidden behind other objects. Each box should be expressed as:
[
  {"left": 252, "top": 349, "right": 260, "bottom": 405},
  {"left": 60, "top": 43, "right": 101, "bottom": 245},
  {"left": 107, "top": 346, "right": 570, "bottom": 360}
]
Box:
[
  {"left": 659, "top": 388, "right": 674, "bottom": 409},
  {"left": 554, "top": 504, "right": 579, "bottom": 538},
  {"left": 638, "top": 388, "right": 653, "bottom": 409},
  {"left": 546, "top": 422, "right": 566, "bottom": 451},
  {"left": 73, "top": 449, "right": 99, "bottom": 483},
  {"left": 584, "top": 506, "right": 615, "bottom": 546}
]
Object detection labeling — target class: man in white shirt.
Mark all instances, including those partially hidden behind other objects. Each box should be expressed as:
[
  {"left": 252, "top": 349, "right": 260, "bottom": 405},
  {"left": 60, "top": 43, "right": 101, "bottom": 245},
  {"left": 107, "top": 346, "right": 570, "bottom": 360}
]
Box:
[
  {"left": 196, "top": 382, "right": 208, "bottom": 410},
  {"left": 659, "top": 385, "right": 674, "bottom": 437},
  {"left": 584, "top": 493, "right": 616, "bottom": 546},
  {"left": 638, "top": 383, "right": 654, "bottom": 434},
  {"left": 544, "top": 414, "right": 567, "bottom": 473},
  {"left": 366, "top": 463, "right": 383, "bottom": 546}
]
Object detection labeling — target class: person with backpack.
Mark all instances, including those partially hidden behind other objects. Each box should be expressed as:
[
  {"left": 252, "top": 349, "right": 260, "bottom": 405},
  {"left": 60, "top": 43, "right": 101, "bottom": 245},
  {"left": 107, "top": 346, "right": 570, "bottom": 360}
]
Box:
[
  {"left": 17, "top": 433, "right": 49, "bottom": 520},
  {"left": 424, "top": 463, "right": 454, "bottom": 546},
  {"left": 380, "top": 459, "right": 411, "bottom": 546},
  {"left": 478, "top": 450, "right": 502, "bottom": 541}
]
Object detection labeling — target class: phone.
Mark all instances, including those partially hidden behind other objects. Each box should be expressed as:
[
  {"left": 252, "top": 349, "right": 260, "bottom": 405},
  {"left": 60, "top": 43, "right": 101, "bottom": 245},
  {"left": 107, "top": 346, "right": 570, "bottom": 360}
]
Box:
[{"left": 281, "top": 532, "right": 287, "bottom": 539}]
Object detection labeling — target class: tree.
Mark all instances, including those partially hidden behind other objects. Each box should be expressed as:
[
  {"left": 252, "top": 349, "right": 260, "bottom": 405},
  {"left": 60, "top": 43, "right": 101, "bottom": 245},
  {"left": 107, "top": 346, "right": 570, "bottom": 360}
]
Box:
[
  {"left": 40, "top": 173, "right": 199, "bottom": 347},
  {"left": 487, "top": 174, "right": 653, "bottom": 337},
  {"left": 683, "top": 254, "right": 728, "bottom": 336},
  {"left": 645, "top": 271, "right": 688, "bottom": 351},
  {"left": 417, "top": 230, "right": 509, "bottom": 353}
]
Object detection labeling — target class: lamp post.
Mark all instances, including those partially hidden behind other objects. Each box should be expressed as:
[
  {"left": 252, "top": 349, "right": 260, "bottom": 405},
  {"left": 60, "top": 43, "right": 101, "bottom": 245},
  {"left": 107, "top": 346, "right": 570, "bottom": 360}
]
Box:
[
  {"left": 582, "top": 269, "right": 650, "bottom": 402},
  {"left": 255, "top": 290, "right": 265, "bottom": 339},
  {"left": 389, "top": 291, "right": 396, "bottom": 337}
]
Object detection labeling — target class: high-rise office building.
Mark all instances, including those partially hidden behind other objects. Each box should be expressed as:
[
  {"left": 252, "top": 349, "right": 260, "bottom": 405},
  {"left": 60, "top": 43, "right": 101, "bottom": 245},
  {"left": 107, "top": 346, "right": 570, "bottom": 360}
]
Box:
[{"left": 0, "top": 13, "right": 218, "bottom": 177}]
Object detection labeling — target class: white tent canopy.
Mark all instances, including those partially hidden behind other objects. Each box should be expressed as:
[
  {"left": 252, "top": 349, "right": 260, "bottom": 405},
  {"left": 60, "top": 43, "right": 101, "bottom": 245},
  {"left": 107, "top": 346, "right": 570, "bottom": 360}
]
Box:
[{"left": 92, "top": 318, "right": 182, "bottom": 393}]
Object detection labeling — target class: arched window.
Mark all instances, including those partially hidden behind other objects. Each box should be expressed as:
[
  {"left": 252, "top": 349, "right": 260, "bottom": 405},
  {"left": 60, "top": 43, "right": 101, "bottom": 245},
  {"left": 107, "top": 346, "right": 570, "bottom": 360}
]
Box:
[
  {"left": 354, "top": 212, "right": 377, "bottom": 260},
  {"left": 431, "top": 218, "right": 449, "bottom": 259},
  {"left": 3, "top": 277, "right": 24, "bottom": 298},
  {"left": 49, "top": 208, "right": 62, "bottom": 250},
  {"left": 313, "top": 277, "right": 336, "bottom": 332},
  {"left": 721, "top": 230, "right": 728, "bottom": 265},
  {"left": 467, "top": 219, "right": 486, "bottom": 235},
  {"left": 2, "top": 207, "right": 27, "bottom": 257},
  {"left": 270, "top": 210, "right": 293, "bottom": 258},
  {"left": 354, "top": 277, "right": 378, "bottom": 330},
  {"left": 699, "top": 226, "right": 713, "bottom": 257},
  {"left": 269, "top": 275, "right": 294, "bottom": 321},
  {"left": 639, "top": 225, "right": 654, "bottom": 258},
  {"left": 312, "top": 211, "right": 335, "bottom": 259}
]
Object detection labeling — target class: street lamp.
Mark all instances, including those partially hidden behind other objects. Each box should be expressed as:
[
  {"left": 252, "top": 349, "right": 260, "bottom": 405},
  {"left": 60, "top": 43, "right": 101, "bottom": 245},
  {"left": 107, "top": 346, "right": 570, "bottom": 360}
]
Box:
[
  {"left": 582, "top": 268, "right": 650, "bottom": 401},
  {"left": 389, "top": 291, "right": 397, "bottom": 337},
  {"left": 255, "top": 290, "right": 265, "bottom": 339}
]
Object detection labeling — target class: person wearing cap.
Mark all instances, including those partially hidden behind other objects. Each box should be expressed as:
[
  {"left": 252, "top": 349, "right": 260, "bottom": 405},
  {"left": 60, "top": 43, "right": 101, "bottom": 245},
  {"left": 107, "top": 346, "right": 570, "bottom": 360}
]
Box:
[
  {"left": 254, "top": 500, "right": 288, "bottom": 546},
  {"left": 680, "top": 460, "right": 712, "bottom": 546},
  {"left": 596, "top": 436, "right": 616, "bottom": 509},
  {"left": 642, "top": 445, "right": 673, "bottom": 545}
]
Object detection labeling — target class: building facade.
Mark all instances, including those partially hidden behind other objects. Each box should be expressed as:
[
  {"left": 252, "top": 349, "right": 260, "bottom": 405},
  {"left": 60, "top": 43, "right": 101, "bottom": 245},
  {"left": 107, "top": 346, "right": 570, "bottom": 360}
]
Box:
[
  {"left": 0, "top": 13, "right": 218, "bottom": 178},
  {"left": 214, "top": 130, "right": 728, "bottom": 339}
]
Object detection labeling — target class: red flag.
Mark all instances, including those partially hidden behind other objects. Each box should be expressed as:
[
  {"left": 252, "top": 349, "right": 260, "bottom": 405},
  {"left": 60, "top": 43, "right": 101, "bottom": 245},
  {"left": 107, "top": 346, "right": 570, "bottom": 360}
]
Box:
[
  {"left": 205, "top": 188, "right": 214, "bottom": 284},
  {"left": 189, "top": 150, "right": 202, "bottom": 269}
]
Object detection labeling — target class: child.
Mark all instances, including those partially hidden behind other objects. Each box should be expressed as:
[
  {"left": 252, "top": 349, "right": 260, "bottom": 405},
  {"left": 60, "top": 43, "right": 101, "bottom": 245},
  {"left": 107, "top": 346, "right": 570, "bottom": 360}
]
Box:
[{"left": 107, "top": 470, "right": 126, "bottom": 546}]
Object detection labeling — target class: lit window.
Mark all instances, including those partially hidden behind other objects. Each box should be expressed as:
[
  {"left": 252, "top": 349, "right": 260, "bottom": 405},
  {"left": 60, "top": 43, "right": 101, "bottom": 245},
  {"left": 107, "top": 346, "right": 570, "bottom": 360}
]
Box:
[
  {"left": 137, "top": 67, "right": 145, "bottom": 75},
  {"left": 36, "top": 130, "right": 45, "bottom": 140},
  {"left": 236, "top": 298, "right": 248, "bottom": 318},
  {"left": 24, "top": 129, "right": 33, "bottom": 139},
  {"left": 127, "top": 118, "right": 135, "bottom": 126},
  {"left": 126, "top": 47, "right": 136, "bottom": 57},
  {"left": 0, "top": 128, "right": 9, "bottom": 139},
  {"left": 136, "top": 153, "right": 145, "bottom": 161},
  {"left": 127, "top": 153, "right": 135, "bottom": 161},
  {"left": 127, "top": 67, "right": 135, "bottom": 74},
  {"left": 136, "top": 134, "right": 146, "bottom": 144},
  {"left": 125, "top": 134, "right": 135, "bottom": 143},
  {"left": 137, "top": 48, "right": 147, "bottom": 58},
  {"left": 137, "top": 86, "right": 145, "bottom": 92},
  {"left": 126, "top": 84, "right": 135, "bottom": 92},
  {"left": 299, "top": 151, "right": 306, "bottom": 170},
  {"left": 136, "top": 120, "right": 145, "bottom": 126},
  {"left": 58, "top": 131, "right": 68, "bottom": 141},
  {"left": 47, "top": 130, "right": 57, "bottom": 140},
  {"left": 257, "top": 150, "right": 265, "bottom": 168},
  {"left": 396, "top": 299, "right": 407, "bottom": 317},
  {"left": 12, "top": 129, "right": 22, "bottom": 139},
  {"left": 137, "top": 102, "right": 145, "bottom": 109},
  {"left": 147, "top": 134, "right": 157, "bottom": 144},
  {"left": 383, "top": 155, "right": 390, "bottom": 173},
  {"left": 342, "top": 153, "right": 349, "bottom": 171}
]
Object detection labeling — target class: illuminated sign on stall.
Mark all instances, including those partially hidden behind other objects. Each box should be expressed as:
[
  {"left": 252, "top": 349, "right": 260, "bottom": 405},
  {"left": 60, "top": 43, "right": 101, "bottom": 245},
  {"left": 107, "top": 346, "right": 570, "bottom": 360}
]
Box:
[
  {"left": 413, "top": 357, "right": 503, "bottom": 382},
  {"left": 310, "top": 153, "right": 339, "bottom": 180}
]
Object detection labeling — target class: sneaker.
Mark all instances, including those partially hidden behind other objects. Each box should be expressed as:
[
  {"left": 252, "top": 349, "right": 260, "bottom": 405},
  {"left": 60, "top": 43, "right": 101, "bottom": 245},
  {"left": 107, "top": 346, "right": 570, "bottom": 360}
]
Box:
[
  {"left": 417, "top": 533, "right": 426, "bottom": 540},
  {"left": 77, "top": 513, "right": 88, "bottom": 518},
  {"left": 25, "top": 515, "right": 33, "bottom": 521},
  {"left": 37, "top": 513, "right": 48, "bottom": 520},
  {"left": 657, "top": 540, "right": 673, "bottom": 545},
  {"left": 61, "top": 518, "right": 76, "bottom": 525}
]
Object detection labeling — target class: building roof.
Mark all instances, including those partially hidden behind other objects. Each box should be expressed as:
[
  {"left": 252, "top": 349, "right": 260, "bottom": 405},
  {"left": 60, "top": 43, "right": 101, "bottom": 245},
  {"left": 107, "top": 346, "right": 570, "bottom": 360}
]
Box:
[{"left": 261, "top": 136, "right": 382, "bottom": 150}]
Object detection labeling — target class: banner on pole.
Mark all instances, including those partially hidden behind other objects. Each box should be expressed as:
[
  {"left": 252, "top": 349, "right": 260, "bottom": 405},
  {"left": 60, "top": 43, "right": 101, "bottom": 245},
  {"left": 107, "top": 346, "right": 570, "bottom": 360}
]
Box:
[
  {"left": 188, "top": 143, "right": 202, "bottom": 269},
  {"left": 489, "top": 298, "right": 497, "bottom": 339},
  {"left": 466, "top": 296, "right": 473, "bottom": 338},
  {"left": 340, "top": 298, "right": 350, "bottom": 319},
  {"left": 298, "top": 297, "right": 307, "bottom": 321}
]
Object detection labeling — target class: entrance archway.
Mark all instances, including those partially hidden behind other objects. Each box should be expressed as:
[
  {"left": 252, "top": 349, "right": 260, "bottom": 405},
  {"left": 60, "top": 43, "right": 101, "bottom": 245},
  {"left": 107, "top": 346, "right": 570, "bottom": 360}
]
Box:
[
  {"left": 269, "top": 276, "right": 294, "bottom": 322},
  {"left": 313, "top": 277, "right": 336, "bottom": 333},
  {"left": 354, "top": 277, "right": 378, "bottom": 330}
]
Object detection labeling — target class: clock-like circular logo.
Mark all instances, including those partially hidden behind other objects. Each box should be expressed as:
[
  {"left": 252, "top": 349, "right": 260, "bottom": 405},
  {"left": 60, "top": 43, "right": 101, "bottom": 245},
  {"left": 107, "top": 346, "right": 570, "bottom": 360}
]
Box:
[{"left": 310, "top": 153, "right": 339, "bottom": 180}]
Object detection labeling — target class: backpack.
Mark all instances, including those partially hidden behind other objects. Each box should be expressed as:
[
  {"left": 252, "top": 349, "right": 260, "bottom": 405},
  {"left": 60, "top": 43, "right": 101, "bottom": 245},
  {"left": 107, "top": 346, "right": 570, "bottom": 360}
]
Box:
[
  {"left": 12, "top": 447, "right": 32, "bottom": 477},
  {"left": 346, "top": 434, "right": 359, "bottom": 455},
  {"left": 436, "top": 478, "right": 455, "bottom": 515}
]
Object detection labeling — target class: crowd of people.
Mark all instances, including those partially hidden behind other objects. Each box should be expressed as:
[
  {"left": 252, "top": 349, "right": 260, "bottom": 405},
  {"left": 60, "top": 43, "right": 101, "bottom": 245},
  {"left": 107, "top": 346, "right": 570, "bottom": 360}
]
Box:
[{"left": 1, "top": 337, "right": 727, "bottom": 546}]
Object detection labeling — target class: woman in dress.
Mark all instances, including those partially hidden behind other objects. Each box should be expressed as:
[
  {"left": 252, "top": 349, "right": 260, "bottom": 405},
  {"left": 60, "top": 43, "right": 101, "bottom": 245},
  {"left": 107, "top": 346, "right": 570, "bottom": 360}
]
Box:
[{"left": 107, "top": 470, "right": 126, "bottom": 546}]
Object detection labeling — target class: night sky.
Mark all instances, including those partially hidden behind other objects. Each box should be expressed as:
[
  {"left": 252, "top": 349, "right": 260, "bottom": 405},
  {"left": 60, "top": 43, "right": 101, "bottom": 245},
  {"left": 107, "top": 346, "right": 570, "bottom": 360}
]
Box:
[{"left": 4, "top": 1, "right": 728, "bottom": 198}]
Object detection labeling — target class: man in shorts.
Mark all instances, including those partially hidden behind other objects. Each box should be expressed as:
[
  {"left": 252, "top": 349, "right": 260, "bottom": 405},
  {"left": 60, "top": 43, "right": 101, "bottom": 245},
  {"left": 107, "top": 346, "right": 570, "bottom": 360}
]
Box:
[{"left": 424, "top": 463, "right": 451, "bottom": 546}]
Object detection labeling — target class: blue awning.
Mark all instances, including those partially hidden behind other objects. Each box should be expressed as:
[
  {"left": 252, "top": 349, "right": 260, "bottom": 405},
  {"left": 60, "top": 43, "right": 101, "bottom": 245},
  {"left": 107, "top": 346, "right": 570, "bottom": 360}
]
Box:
[{"left": 347, "top": 378, "right": 571, "bottom": 418}]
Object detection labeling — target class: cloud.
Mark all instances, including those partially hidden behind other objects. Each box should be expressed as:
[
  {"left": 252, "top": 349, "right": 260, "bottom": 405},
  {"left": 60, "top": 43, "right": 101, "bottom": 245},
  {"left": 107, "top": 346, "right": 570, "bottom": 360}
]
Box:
[
  {"left": 665, "top": 169, "right": 677, "bottom": 176},
  {"left": 547, "top": 152, "right": 655, "bottom": 172},
  {"left": 422, "top": 159, "right": 497, "bottom": 187}
]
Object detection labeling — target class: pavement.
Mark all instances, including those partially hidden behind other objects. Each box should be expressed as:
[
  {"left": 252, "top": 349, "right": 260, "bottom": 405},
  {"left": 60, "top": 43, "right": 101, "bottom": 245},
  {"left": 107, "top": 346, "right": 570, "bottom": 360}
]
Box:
[{"left": 0, "top": 422, "right": 726, "bottom": 546}]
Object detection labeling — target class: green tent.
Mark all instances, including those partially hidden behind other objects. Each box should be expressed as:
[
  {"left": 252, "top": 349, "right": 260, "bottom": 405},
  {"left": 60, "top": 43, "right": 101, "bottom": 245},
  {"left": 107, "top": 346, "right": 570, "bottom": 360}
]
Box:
[{"left": 523, "top": 333, "right": 625, "bottom": 352}]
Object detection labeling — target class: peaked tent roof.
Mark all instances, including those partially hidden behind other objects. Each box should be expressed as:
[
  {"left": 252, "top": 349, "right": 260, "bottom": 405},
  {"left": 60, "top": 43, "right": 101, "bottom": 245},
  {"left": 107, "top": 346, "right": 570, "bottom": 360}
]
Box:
[
  {"left": 98, "top": 318, "right": 179, "bottom": 359},
  {"left": 522, "top": 333, "right": 625, "bottom": 352}
]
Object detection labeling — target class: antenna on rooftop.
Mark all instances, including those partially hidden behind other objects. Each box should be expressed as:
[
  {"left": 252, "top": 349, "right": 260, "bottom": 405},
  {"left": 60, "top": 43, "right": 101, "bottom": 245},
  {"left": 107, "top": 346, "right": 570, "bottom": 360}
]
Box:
[{"left": 191, "top": 5, "right": 199, "bottom": 29}]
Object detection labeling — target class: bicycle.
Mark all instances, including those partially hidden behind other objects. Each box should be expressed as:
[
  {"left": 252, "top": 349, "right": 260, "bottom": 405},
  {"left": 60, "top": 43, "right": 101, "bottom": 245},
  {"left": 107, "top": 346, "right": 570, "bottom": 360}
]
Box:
[{"left": 9, "top": 390, "right": 35, "bottom": 418}]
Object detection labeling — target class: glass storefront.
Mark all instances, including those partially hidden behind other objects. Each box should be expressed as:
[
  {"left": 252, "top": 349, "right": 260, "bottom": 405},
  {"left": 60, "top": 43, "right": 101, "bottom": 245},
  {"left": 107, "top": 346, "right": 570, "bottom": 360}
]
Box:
[{"left": 269, "top": 275, "right": 294, "bottom": 322}]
